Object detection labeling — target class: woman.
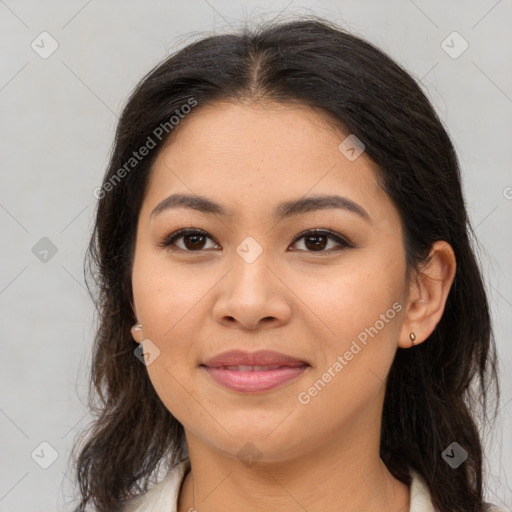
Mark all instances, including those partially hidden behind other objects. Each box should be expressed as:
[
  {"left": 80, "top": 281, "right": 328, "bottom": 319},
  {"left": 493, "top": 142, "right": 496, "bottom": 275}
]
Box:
[{"left": 72, "top": 16, "right": 508, "bottom": 512}]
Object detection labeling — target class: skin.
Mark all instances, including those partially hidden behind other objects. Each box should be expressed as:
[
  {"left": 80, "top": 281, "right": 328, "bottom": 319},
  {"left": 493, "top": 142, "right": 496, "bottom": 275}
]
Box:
[{"left": 130, "top": 99, "right": 456, "bottom": 511}]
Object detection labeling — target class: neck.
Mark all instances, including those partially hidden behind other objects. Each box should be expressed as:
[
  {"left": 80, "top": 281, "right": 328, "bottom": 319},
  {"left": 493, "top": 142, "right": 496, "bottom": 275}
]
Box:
[{"left": 177, "top": 424, "right": 410, "bottom": 512}]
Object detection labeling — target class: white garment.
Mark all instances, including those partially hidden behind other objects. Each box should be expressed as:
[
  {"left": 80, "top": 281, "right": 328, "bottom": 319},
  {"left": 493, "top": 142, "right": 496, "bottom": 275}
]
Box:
[{"left": 123, "top": 458, "right": 510, "bottom": 512}]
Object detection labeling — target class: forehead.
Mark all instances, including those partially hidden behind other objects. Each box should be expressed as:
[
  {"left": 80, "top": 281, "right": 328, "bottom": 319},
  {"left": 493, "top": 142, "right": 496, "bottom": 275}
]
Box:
[
  {"left": 156, "top": 99, "right": 361, "bottom": 169},
  {"left": 141, "top": 100, "right": 389, "bottom": 222}
]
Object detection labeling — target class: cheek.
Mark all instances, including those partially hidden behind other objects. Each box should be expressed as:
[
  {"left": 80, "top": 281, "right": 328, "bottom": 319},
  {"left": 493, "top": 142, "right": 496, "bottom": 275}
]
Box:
[
  {"left": 301, "top": 254, "right": 404, "bottom": 340},
  {"left": 131, "top": 252, "right": 217, "bottom": 415},
  {"left": 131, "top": 248, "right": 213, "bottom": 339},
  {"left": 297, "top": 252, "right": 405, "bottom": 403},
  {"left": 292, "top": 267, "right": 403, "bottom": 431}
]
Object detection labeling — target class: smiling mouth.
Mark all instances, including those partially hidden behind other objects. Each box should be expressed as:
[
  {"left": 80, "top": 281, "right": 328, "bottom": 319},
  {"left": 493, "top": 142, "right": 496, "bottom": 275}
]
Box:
[
  {"left": 200, "top": 364, "right": 309, "bottom": 392},
  {"left": 216, "top": 365, "right": 291, "bottom": 371}
]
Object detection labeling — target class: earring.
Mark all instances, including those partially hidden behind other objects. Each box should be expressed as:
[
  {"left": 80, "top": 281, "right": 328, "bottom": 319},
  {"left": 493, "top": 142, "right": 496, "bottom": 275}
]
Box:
[
  {"left": 131, "top": 323, "right": 143, "bottom": 340},
  {"left": 410, "top": 332, "right": 417, "bottom": 346}
]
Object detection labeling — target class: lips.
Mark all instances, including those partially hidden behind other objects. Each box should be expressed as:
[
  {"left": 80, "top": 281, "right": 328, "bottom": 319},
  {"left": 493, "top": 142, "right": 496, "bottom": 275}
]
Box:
[
  {"left": 201, "top": 350, "right": 309, "bottom": 393},
  {"left": 202, "top": 349, "right": 308, "bottom": 369}
]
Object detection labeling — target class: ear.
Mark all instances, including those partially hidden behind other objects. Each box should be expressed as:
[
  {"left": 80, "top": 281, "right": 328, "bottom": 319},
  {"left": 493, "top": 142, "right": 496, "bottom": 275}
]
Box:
[
  {"left": 129, "top": 298, "right": 143, "bottom": 343},
  {"left": 398, "top": 240, "right": 456, "bottom": 348}
]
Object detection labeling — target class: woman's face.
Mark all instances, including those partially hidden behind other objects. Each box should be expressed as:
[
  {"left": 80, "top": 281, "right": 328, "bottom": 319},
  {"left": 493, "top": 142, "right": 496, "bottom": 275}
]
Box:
[{"left": 131, "top": 100, "right": 410, "bottom": 462}]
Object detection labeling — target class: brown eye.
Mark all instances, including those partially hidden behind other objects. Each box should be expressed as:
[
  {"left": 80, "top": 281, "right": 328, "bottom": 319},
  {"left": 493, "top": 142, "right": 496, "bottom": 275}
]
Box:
[
  {"left": 158, "top": 228, "right": 352, "bottom": 254},
  {"left": 290, "top": 229, "right": 352, "bottom": 253},
  {"left": 158, "top": 229, "right": 218, "bottom": 252},
  {"left": 303, "top": 233, "right": 329, "bottom": 251},
  {"left": 182, "top": 232, "right": 208, "bottom": 250}
]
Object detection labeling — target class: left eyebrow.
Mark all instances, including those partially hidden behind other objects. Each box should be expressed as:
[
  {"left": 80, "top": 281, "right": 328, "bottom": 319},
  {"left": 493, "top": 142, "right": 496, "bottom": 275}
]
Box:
[{"left": 150, "top": 193, "right": 371, "bottom": 223}]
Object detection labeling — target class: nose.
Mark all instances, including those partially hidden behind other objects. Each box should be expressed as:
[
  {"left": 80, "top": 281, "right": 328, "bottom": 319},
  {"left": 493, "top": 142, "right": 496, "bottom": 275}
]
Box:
[{"left": 212, "top": 253, "right": 292, "bottom": 331}]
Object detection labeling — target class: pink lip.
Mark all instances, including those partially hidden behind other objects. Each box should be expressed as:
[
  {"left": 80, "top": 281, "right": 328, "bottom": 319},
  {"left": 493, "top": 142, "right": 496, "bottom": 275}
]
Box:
[
  {"left": 203, "top": 349, "right": 308, "bottom": 368},
  {"left": 203, "top": 366, "right": 308, "bottom": 392},
  {"left": 201, "top": 350, "right": 309, "bottom": 393}
]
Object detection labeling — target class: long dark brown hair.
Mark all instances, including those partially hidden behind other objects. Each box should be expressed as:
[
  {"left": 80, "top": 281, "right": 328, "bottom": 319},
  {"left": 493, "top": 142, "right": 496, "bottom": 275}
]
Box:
[{"left": 71, "top": 16, "right": 501, "bottom": 512}]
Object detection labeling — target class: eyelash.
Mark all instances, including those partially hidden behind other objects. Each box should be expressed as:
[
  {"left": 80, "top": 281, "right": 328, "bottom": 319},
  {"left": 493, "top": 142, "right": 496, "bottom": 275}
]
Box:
[{"left": 157, "top": 228, "right": 353, "bottom": 254}]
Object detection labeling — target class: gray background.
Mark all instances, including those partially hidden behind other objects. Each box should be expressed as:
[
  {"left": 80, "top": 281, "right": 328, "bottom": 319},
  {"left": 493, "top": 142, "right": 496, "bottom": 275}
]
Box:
[{"left": 1, "top": 0, "right": 511, "bottom": 510}]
